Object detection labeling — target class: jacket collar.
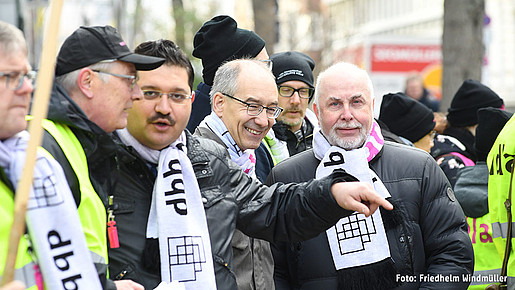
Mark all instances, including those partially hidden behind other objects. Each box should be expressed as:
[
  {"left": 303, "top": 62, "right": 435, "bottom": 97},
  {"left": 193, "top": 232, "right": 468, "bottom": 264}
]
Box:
[
  {"left": 441, "top": 126, "right": 476, "bottom": 160},
  {"left": 185, "top": 130, "right": 210, "bottom": 165},
  {"left": 195, "top": 82, "right": 211, "bottom": 95},
  {"left": 47, "top": 82, "right": 106, "bottom": 135}
]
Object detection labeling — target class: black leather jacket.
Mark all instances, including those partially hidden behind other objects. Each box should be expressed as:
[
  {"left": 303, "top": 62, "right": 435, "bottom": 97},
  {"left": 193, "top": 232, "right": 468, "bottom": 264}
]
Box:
[
  {"left": 267, "top": 141, "right": 474, "bottom": 290},
  {"left": 108, "top": 130, "right": 356, "bottom": 290}
]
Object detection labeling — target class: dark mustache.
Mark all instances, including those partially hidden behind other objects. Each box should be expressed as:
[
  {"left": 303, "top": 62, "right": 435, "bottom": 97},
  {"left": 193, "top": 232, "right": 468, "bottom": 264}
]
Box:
[
  {"left": 284, "top": 105, "right": 301, "bottom": 112},
  {"left": 148, "top": 113, "right": 175, "bottom": 126}
]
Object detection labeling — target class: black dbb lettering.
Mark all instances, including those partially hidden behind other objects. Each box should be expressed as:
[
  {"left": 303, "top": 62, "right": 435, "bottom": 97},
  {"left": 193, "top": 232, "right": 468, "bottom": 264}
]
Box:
[
  {"left": 48, "top": 230, "right": 71, "bottom": 249},
  {"left": 323, "top": 152, "right": 345, "bottom": 167},
  {"left": 54, "top": 251, "right": 74, "bottom": 271},
  {"left": 62, "top": 274, "right": 82, "bottom": 290},
  {"left": 167, "top": 198, "right": 187, "bottom": 215},
  {"left": 163, "top": 159, "right": 181, "bottom": 178},
  {"left": 165, "top": 179, "right": 185, "bottom": 196}
]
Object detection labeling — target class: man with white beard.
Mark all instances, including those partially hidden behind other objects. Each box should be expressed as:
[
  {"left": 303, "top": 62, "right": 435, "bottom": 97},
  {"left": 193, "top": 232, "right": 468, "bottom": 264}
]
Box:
[{"left": 267, "top": 62, "right": 474, "bottom": 290}]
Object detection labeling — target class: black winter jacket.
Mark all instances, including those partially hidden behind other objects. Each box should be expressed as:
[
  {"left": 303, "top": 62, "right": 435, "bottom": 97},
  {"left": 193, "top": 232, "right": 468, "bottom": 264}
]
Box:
[
  {"left": 266, "top": 141, "right": 474, "bottom": 290},
  {"left": 108, "top": 130, "right": 358, "bottom": 290}
]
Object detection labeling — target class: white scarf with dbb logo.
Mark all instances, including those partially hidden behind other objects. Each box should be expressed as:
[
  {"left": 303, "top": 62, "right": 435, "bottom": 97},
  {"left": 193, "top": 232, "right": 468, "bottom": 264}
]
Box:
[
  {"left": 313, "top": 121, "right": 391, "bottom": 270},
  {"left": 146, "top": 132, "right": 216, "bottom": 289},
  {"left": 0, "top": 131, "right": 101, "bottom": 289}
]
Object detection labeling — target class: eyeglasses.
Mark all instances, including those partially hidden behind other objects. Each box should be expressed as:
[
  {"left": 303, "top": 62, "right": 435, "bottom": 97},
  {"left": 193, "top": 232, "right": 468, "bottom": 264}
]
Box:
[
  {"left": 278, "top": 85, "right": 314, "bottom": 99},
  {"left": 92, "top": 69, "right": 139, "bottom": 90},
  {"left": 0, "top": 71, "right": 37, "bottom": 90},
  {"left": 142, "top": 90, "right": 192, "bottom": 104},
  {"left": 222, "top": 93, "right": 283, "bottom": 119},
  {"left": 260, "top": 59, "right": 273, "bottom": 70}
]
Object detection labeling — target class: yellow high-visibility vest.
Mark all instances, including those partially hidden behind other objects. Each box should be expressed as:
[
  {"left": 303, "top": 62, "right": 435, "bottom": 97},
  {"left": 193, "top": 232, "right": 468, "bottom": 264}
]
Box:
[
  {"left": 487, "top": 114, "right": 515, "bottom": 286},
  {"left": 0, "top": 181, "right": 38, "bottom": 289},
  {"left": 40, "top": 119, "right": 108, "bottom": 266},
  {"left": 466, "top": 215, "right": 502, "bottom": 289}
]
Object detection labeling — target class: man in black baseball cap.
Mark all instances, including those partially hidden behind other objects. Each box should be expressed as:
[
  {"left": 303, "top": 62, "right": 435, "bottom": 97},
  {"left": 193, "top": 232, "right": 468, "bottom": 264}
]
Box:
[
  {"left": 56, "top": 25, "right": 164, "bottom": 76},
  {"left": 39, "top": 25, "right": 164, "bottom": 290}
]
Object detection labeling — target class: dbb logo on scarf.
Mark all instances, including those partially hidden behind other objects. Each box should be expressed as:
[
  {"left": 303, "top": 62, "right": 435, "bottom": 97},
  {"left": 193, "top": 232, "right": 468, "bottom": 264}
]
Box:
[
  {"left": 323, "top": 152, "right": 345, "bottom": 167},
  {"left": 163, "top": 159, "right": 187, "bottom": 215},
  {"left": 47, "top": 230, "right": 84, "bottom": 288}
]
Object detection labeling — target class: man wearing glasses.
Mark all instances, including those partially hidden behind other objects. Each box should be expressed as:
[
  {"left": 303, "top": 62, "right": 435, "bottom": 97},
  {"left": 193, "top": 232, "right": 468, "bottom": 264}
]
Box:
[
  {"left": 40, "top": 25, "right": 164, "bottom": 290},
  {"left": 194, "top": 58, "right": 282, "bottom": 290},
  {"left": 191, "top": 15, "right": 282, "bottom": 290},
  {"left": 267, "top": 51, "right": 318, "bottom": 156},
  {"left": 1, "top": 21, "right": 109, "bottom": 289},
  {"left": 196, "top": 59, "right": 282, "bottom": 164},
  {"left": 107, "top": 40, "right": 392, "bottom": 290}
]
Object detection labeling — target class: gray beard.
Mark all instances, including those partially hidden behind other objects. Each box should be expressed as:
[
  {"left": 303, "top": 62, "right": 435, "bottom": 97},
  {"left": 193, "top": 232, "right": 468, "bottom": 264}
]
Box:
[
  {"left": 278, "top": 116, "right": 303, "bottom": 129},
  {"left": 326, "top": 125, "right": 368, "bottom": 150}
]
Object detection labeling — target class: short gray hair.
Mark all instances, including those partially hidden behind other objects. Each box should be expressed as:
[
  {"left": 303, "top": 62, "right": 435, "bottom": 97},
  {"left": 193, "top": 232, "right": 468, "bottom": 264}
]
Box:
[
  {"left": 0, "top": 21, "right": 27, "bottom": 56},
  {"left": 314, "top": 62, "right": 375, "bottom": 110},
  {"left": 55, "top": 61, "right": 115, "bottom": 94},
  {"left": 209, "top": 58, "right": 273, "bottom": 105}
]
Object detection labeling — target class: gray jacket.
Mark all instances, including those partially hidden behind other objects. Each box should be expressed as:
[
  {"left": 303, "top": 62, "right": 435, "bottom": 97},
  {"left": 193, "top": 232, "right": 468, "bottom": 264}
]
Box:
[
  {"left": 109, "top": 131, "right": 356, "bottom": 290},
  {"left": 454, "top": 161, "right": 489, "bottom": 218}
]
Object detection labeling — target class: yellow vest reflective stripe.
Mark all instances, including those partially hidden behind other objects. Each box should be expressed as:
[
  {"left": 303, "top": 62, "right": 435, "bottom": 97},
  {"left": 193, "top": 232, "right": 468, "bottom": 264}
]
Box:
[
  {"left": 0, "top": 181, "right": 37, "bottom": 289},
  {"left": 40, "top": 119, "right": 108, "bottom": 265},
  {"left": 487, "top": 114, "right": 515, "bottom": 281},
  {"left": 466, "top": 215, "right": 502, "bottom": 289},
  {"left": 261, "top": 139, "right": 278, "bottom": 165}
]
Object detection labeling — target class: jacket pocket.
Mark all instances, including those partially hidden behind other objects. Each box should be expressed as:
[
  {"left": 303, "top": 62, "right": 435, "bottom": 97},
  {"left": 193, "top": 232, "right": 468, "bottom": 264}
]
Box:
[
  {"left": 201, "top": 185, "right": 225, "bottom": 208},
  {"left": 231, "top": 229, "right": 250, "bottom": 251},
  {"left": 113, "top": 263, "right": 136, "bottom": 280},
  {"left": 213, "top": 255, "right": 235, "bottom": 276},
  {"left": 113, "top": 196, "right": 135, "bottom": 214}
]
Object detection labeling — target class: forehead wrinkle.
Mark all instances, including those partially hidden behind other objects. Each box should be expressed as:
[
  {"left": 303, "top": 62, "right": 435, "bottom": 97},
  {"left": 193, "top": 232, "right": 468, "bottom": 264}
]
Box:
[
  {"left": 244, "top": 95, "right": 278, "bottom": 106},
  {"left": 327, "top": 95, "right": 343, "bottom": 102}
]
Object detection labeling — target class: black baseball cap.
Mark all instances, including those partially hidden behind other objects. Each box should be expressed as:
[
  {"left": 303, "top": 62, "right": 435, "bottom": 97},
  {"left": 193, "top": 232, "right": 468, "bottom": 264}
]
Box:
[{"left": 56, "top": 25, "right": 165, "bottom": 76}]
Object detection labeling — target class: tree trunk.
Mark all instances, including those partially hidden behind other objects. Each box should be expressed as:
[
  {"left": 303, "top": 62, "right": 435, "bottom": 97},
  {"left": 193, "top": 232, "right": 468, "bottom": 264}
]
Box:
[
  {"left": 113, "top": 0, "right": 126, "bottom": 34},
  {"left": 131, "top": 0, "right": 143, "bottom": 47},
  {"left": 172, "top": 0, "right": 185, "bottom": 50},
  {"left": 441, "top": 0, "right": 484, "bottom": 112},
  {"left": 252, "top": 0, "right": 277, "bottom": 55}
]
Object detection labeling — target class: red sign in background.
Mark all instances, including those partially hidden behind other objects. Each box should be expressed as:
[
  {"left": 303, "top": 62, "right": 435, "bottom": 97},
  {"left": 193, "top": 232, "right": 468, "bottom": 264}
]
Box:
[{"left": 371, "top": 44, "right": 441, "bottom": 72}]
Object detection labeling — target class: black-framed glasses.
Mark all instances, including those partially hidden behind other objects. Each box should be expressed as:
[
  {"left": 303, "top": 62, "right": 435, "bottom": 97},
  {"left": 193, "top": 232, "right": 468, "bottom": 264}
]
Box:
[
  {"left": 92, "top": 69, "right": 139, "bottom": 90},
  {"left": 142, "top": 90, "right": 192, "bottom": 104},
  {"left": 222, "top": 93, "right": 283, "bottom": 119},
  {"left": 0, "top": 71, "right": 37, "bottom": 90},
  {"left": 278, "top": 85, "right": 314, "bottom": 99}
]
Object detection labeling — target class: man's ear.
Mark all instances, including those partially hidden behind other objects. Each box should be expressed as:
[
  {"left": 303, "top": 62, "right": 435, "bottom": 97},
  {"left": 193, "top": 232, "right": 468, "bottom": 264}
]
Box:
[
  {"left": 313, "top": 103, "right": 319, "bottom": 120},
  {"left": 77, "top": 68, "right": 95, "bottom": 99},
  {"left": 212, "top": 92, "right": 226, "bottom": 118}
]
